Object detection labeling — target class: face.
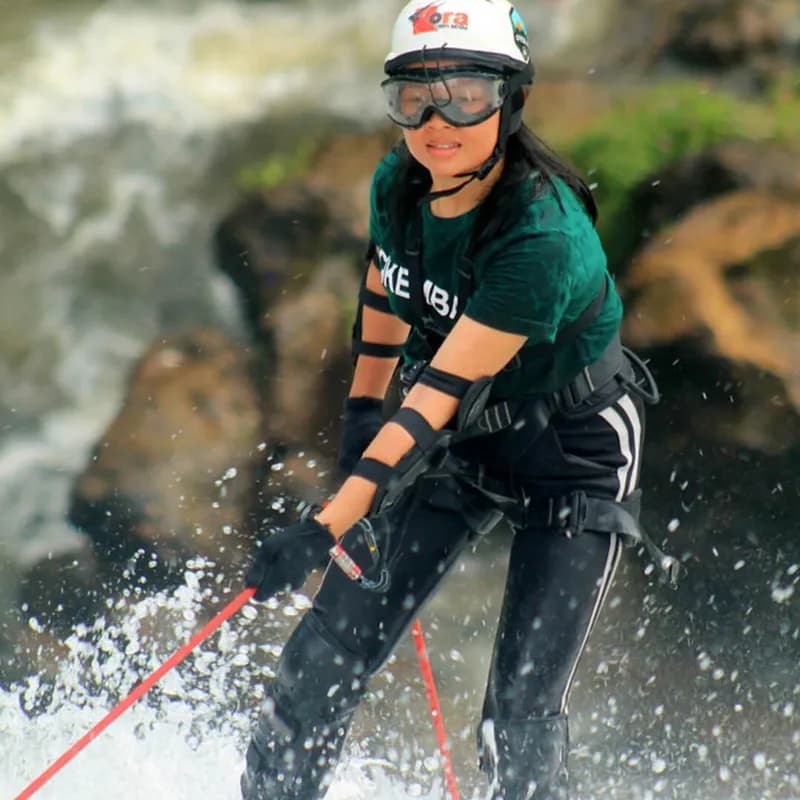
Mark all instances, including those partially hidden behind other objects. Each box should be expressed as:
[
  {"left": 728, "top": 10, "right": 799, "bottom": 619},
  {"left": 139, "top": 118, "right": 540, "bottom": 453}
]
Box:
[
  {"left": 402, "top": 109, "right": 500, "bottom": 185},
  {"left": 394, "top": 61, "right": 502, "bottom": 186}
]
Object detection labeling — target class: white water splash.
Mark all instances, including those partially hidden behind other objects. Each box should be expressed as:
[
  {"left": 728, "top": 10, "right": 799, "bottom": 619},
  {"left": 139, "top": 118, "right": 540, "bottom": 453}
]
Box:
[{"left": 0, "top": 567, "right": 446, "bottom": 800}]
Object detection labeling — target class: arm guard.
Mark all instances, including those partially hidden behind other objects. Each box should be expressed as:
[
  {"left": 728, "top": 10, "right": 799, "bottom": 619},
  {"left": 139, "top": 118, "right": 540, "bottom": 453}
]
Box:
[
  {"left": 350, "top": 365, "right": 494, "bottom": 513},
  {"left": 351, "top": 243, "right": 405, "bottom": 361}
]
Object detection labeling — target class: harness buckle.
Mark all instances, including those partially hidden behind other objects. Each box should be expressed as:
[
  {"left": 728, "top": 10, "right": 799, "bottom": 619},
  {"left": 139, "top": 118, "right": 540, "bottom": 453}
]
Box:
[
  {"left": 559, "top": 365, "right": 595, "bottom": 411},
  {"left": 548, "top": 490, "right": 588, "bottom": 538},
  {"left": 399, "top": 359, "right": 428, "bottom": 396}
]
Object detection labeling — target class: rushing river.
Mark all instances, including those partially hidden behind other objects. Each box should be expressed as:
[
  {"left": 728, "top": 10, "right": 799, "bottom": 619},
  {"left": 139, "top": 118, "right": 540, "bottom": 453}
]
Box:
[{"left": 0, "top": 1, "right": 798, "bottom": 799}]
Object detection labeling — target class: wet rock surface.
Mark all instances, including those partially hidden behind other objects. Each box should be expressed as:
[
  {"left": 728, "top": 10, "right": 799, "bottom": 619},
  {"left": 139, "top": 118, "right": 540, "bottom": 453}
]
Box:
[
  {"left": 68, "top": 328, "right": 264, "bottom": 576},
  {"left": 623, "top": 190, "right": 800, "bottom": 451}
]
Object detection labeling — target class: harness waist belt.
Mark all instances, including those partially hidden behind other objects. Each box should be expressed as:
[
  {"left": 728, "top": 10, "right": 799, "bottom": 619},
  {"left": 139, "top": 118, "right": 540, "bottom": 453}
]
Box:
[{"left": 468, "top": 333, "right": 626, "bottom": 437}]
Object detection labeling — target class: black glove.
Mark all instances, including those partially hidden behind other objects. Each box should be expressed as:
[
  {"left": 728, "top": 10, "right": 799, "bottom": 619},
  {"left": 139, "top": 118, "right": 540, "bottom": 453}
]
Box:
[
  {"left": 337, "top": 396, "right": 384, "bottom": 475},
  {"left": 245, "top": 516, "right": 334, "bottom": 602}
]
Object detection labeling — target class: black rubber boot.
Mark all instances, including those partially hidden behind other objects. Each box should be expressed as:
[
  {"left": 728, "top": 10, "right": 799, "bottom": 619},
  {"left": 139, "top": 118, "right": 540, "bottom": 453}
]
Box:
[
  {"left": 478, "top": 714, "right": 569, "bottom": 799},
  {"left": 241, "top": 611, "right": 368, "bottom": 800}
]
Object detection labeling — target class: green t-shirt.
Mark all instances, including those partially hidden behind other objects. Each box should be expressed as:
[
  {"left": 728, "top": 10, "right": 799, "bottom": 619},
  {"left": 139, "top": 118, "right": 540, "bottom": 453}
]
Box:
[{"left": 368, "top": 150, "right": 622, "bottom": 399}]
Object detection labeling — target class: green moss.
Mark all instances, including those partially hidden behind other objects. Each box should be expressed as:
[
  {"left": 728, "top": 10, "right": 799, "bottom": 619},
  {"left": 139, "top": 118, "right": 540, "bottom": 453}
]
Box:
[
  {"left": 765, "top": 71, "right": 800, "bottom": 144},
  {"left": 559, "top": 80, "right": 800, "bottom": 271},
  {"left": 238, "top": 136, "right": 321, "bottom": 190}
]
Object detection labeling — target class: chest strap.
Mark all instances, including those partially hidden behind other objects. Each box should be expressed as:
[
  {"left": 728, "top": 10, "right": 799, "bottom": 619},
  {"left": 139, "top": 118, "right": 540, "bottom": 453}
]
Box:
[{"left": 404, "top": 207, "right": 476, "bottom": 335}]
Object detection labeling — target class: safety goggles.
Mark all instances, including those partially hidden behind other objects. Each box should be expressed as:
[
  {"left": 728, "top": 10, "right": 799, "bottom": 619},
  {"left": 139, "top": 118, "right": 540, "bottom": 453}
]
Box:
[{"left": 381, "top": 69, "right": 508, "bottom": 129}]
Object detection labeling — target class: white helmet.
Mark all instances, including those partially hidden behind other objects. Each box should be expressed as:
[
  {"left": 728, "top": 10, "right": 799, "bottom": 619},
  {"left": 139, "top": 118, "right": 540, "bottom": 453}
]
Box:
[{"left": 384, "top": 0, "right": 533, "bottom": 78}]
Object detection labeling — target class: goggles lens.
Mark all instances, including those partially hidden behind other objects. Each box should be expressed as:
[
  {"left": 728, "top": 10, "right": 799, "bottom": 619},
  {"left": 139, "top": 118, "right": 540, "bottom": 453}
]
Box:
[{"left": 381, "top": 70, "right": 506, "bottom": 128}]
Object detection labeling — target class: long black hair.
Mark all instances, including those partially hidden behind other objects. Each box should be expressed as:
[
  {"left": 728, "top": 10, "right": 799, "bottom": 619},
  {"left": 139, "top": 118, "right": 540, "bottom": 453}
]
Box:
[{"left": 388, "top": 123, "right": 597, "bottom": 257}]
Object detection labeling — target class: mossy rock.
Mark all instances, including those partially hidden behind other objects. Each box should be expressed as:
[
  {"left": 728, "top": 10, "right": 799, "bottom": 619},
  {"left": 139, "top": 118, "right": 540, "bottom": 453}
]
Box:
[
  {"left": 238, "top": 134, "right": 324, "bottom": 190},
  {"left": 560, "top": 79, "right": 800, "bottom": 271}
]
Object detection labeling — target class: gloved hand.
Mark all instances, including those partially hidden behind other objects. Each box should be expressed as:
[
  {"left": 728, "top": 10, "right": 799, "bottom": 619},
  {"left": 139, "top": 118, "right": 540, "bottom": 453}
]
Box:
[
  {"left": 337, "top": 396, "right": 384, "bottom": 475},
  {"left": 245, "top": 516, "right": 335, "bottom": 601}
]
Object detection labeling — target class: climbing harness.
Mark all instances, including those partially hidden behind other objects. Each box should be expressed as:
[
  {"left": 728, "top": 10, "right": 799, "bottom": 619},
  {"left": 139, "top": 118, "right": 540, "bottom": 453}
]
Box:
[{"left": 331, "top": 327, "right": 677, "bottom": 591}]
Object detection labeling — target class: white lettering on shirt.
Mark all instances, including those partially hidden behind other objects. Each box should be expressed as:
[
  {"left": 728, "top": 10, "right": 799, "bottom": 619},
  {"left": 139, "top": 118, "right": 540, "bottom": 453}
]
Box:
[{"left": 377, "top": 244, "right": 460, "bottom": 319}]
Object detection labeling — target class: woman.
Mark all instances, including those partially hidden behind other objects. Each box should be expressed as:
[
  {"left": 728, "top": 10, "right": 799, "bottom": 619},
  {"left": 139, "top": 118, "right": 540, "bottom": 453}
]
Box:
[{"left": 241, "top": 1, "right": 670, "bottom": 798}]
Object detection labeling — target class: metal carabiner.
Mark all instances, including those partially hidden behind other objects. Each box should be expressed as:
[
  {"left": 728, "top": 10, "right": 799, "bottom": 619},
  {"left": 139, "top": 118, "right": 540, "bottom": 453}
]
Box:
[{"left": 328, "top": 518, "right": 391, "bottom": 593}]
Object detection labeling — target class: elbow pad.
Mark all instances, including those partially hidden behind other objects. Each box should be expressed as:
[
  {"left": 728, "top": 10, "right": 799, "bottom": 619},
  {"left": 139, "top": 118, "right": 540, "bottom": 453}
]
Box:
[{"left": 415, "top": 365, "right": 494, "bottom": 432}]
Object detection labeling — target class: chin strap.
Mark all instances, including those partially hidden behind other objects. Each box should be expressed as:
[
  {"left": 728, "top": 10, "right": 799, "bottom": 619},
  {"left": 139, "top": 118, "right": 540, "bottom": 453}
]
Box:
[{"left": 421, "top": 148, "right": 502, "bottom": 204}]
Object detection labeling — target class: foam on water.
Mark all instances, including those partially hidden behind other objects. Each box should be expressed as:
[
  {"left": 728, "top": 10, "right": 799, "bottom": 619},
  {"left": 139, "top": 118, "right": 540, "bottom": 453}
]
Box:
[
  {"left": 0, "top": 0, "right": 398, "bottom": 164},
  {"left": 0, "top": 563, "right": 447, "bottom": 800}
]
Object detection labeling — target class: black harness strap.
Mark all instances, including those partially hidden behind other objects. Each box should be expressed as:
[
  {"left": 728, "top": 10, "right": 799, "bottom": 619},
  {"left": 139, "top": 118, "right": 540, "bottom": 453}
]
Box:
[
  {"left": 359, "top": 285, "right": 393, "bottom": 315},
  {"left": 351, "top": 241, "right": 406, "bottom": 361},
  {"left": 351, "top": 457, "right": 394, "bottom": 489},
  {"left": 526, "top": 274, "right": 609, "bottom": 358},
  {"left": 352, "top": 340, "right": 405, "bottom": 359},
  {"left": 404, "top": 209, "right": 474, "bottom": 340},
  {"left": 390, "top": 407, "right": 440, "bottom": 451},
  {"left": 416, "top": 365, "right": 472, "bottom": 399},
  {"left": 526, "top": 488, "right": 681, "bottom": 586},
  {"left": 414, "top": 333, "right": 626, "bottom": 443},
  {"left": 405, "top": 230, "right": 425, "bottom": 323},
  {"left": 349, "top": 407, "right": 443, "bottom": 495}
]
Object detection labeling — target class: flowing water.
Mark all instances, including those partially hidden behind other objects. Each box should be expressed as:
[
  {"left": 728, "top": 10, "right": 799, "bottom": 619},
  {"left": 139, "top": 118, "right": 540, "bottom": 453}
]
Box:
[
  {"left": 0, "top": 0, "right": 601, "bottom": 594},
  {"left": 1, "top": 1, "right": 798, "bottom": 799}
]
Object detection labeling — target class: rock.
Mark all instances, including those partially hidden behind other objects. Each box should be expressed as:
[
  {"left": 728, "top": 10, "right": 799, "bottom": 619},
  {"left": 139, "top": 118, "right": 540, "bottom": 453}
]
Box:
[
  {"left": 669, "top": 0, "right": 798, "bottom": 68},
  {"left": 18, "top": 540, "right": 107, "bottom": 635},
  {"left": 214, "top": 184, "right": 334, "bottom": 332},
  {"left": 69, "top": 328, "right": 265, "bottom": 576},
  {"left": 631, "top": 141, "right": 800, "bottom": 236},
  {"left": 589, "top": 0, "right": 799, "bottom": 74},
  {"left": 214, "top": 181, "right": 364, "bottom": 338},
  {"left": 524, "top": 78, "right": 619, "bottom": 142},
  {"left": 623, "top": 190, "right": 800, "bottom": 451},
  {"left": 214, "top": 153, "right": 370, "bottom": 457},
  {"left": 264, "top": 256, "right": 357, "bottom": 453},
  {"left": 615, "top": 141, "right": 800, "bottom": 273},
  {"left": 304, "top": 127, "right": 400, "bottom": 240}
]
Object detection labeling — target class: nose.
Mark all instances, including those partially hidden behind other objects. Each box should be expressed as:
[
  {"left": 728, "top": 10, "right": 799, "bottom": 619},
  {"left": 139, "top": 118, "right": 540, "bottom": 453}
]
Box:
[{"left": 422, "top": 109, "right": 453, "bottom": 129}]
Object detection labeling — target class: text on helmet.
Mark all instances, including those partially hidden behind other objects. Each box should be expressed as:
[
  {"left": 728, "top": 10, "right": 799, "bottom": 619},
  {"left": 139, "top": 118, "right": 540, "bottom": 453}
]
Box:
[{"left": 410, "top": 3, "right": 470, "bottom": 35}]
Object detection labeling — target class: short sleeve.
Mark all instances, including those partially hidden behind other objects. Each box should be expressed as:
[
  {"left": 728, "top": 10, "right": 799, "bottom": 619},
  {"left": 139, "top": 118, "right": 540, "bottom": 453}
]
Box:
[
  {"left": 464, "top": 232, "right": 575, "bottom": 342},
  {"left": 368, "top": 151, "right": 399, "bottom": 247},
  {"left": 368, "top": 168, "right": 382, "bottom": 245}
]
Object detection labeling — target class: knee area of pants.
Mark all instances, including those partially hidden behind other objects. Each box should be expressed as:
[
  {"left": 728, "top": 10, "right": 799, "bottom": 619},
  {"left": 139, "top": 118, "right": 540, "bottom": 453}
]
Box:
[{"left": 273, "top": 612, "right": 369, "bottom": 720}]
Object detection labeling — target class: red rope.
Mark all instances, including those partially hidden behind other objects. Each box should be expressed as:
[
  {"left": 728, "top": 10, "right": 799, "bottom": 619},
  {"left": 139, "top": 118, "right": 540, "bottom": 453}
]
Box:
[
  {"left": 14, "top": 587, "right": 257, "bottom": 800},
  {"left": 16, "top": 584, "right": 462, "bottom": 800},
  {"left": 411, "top": 619, "right": 461, "bottom": 800}
]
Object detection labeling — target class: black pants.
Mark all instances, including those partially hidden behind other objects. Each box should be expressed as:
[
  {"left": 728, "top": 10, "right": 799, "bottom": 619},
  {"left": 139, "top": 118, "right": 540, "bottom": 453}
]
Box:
[{"left": 242, "top": 391, "right": 644, "bottom": 800}]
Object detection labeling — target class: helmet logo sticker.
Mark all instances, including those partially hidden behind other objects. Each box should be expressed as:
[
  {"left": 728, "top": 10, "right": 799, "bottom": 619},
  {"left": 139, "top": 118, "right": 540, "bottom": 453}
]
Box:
[
  {"left": 409, "top": 3, "right": 470, "bottom": 35},
  {"left": 509, "top": 7, "right": 529, "bottom": 59}
]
